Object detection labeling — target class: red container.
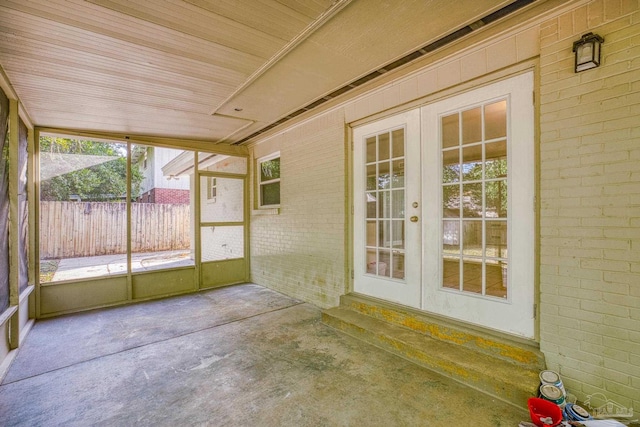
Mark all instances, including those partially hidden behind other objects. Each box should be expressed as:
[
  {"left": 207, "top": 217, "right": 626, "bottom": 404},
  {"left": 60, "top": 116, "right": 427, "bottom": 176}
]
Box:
[{"left": 528, "top": 397, "right": 563, "bottom": 427}]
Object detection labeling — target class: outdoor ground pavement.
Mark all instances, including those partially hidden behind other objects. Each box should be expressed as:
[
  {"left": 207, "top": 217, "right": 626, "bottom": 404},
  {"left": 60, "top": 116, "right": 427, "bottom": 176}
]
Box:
[
  {"left": 49, "top": 249, "right": 193, "bottom": 282},
  {"left": 1, "top": 283, "right": 529, "bottom": 426}
]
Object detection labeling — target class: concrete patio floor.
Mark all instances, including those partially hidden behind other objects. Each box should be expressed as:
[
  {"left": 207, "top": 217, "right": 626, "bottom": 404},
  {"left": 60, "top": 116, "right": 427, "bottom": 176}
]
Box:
[
  {"left": 0, "top": 283, "right": 529, "bottom": 426},
  {"left": 49, "top": 249, "right": 194, "bottom": 282}
]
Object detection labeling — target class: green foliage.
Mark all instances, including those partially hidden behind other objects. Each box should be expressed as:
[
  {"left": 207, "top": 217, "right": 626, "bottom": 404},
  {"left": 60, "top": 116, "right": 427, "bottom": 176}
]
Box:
[
  {"left": 260, "top": 157, "right": 280, "bottom": 181},
  {"left": 40, "top": 137, "right": 143, "bottom": 201},
  {"left": 442, "top": 158, "right": 508, "bottom": 217}
]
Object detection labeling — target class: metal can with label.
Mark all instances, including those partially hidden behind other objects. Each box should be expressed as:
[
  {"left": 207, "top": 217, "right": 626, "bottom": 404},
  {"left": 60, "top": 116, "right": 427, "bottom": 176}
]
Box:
[
  {"left": 539, "top": 384, "right": 566, "bottom": 408},
  {"left": 563, "top": 403, "right": 592, "bottom": 421},
  {"left": 539, "top": 370, "right": 566, "bottom": 396}
]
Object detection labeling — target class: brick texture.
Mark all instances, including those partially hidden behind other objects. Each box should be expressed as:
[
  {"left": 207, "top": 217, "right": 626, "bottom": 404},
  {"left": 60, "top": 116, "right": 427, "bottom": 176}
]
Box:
[
  {"left": 138, "top": 188, "right": 190, "bottom": 204},
  {"left": 248, "top": 0, "right": 639, "bottom": 409},
  {"left": 539, "top": 0, "right": 640, "bottom": 410},
  {"left": 250, "top": 110, "right": 348, "bottom": 308}
]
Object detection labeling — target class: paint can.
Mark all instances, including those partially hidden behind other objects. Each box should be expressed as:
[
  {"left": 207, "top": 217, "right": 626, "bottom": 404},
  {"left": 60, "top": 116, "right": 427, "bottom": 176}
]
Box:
[
  {"left": 539, "top": 384, "right": 566, "bottom": 408},
  {"left": 539, "top": 370, "right": 566, "bottom": 396},
  {"left": 563, "top": 403, "right": 592, "bottom": 421}
]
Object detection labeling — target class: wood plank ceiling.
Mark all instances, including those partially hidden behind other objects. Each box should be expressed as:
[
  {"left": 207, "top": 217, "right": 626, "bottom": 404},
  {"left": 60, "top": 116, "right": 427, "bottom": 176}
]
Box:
[{"left": 0, "top": 0, "right": 520, "bottom": 145}]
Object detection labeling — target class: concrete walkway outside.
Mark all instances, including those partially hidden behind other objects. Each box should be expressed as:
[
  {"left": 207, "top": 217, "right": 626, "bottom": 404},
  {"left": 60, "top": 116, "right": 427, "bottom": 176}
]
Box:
[
  {"left": 51, "top": 249, "right": 193, "bottom": 282},
  {"left": 0, "top": 284, "right": 529, "bottom": 426}
]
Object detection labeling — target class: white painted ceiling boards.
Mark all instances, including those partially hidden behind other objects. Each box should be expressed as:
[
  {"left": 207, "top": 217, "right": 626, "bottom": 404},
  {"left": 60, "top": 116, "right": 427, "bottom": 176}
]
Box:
[{"left": 0, "top": 0, "right": 525, "bottom": 145}]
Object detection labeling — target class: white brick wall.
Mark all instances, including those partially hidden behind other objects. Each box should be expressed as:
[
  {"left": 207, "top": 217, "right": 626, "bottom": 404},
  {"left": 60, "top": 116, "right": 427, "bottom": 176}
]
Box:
[
  {"left": 248, "top": 0, "right": 639, "bottom": 409},
  {"left": 539, "top": 0, "right": 640, "bottom": 410},
  {"left": 250, "top": 109, "right": 348, "bottom": 308}
]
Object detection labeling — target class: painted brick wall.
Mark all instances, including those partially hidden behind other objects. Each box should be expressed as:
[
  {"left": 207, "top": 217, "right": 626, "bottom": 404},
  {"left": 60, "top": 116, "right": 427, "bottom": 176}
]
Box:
[
  {"left": 539, "top": 0, "right": 640, "bottom": 410},
  {"left": 250, "top": 109, "right": 347, "bottom": 308}
]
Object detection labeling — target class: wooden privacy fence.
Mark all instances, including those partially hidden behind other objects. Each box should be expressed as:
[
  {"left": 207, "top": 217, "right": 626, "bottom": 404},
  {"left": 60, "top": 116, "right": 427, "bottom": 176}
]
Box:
[{"left": 40, "top": 201, "right": 190, "bottom": 259}]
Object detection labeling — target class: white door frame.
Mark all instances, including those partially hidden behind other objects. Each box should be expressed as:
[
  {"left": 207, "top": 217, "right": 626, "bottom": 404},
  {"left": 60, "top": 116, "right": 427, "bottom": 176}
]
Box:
[{"left": 352, "top": 72, "right": 536, "bottom": 338}]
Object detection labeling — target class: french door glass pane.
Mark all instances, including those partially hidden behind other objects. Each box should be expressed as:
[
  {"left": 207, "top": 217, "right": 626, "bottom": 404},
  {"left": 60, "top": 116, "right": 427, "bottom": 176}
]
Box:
[
  {"left": 442, "top": 258, "right": 459, "bottom": 289},
  {"left": 440, "top": 98, "right": 509, "bottom": 299},
  {"left": 392, "top": 129, "right": 405, "bottom": 157},
  {"left": 462, "top": 145, "right": 482, "bottom": 181},
  {"left": 366, "top": 137, "right": 377, "bottom": 163},
  {"left": 379, "top": 221, "right": 391, "bottom": 248},
  {"left": 379, "top": 133, "right": 390, "bottom": 160},
  {"left": 461, "top": 183, "right": 482, "bottom": 217},
  {"left": 364, "top": 128, "right": 406, "bottom": 281},
  {"left": 462, "top": 259, "right": 482, "bottom": 294},
  {"left": 462, "top": 221, "right": 482, "bottom": 256},
  {"left": 462, "top": 107, "right": 482, "bottom": 144},
  {"left": 442, "top": 220, "right": 460, "bottom": 253},
  {"left": 378, "top": 251, "right": 391, "bottom": 277},
  {"left": 484, "top": 101, "right": 507, "bottom": 140},
  {"left": 378, "top": 161, "right": 390, "bottom": 189},
  {"left": 391, "top": 160, "right": 404, "bottom": 188},
  {"left": 485, "top": 140, "right": 507, "bottom": 179},
  {"left": 442, "top": 149, "right": 460, "bottom": 183},
  {"left": 485, "top": 221, "right": 507, "bottom": 258},
  {"left": 392, "top": 220, "right": 405, "bottom": 249},
  {"left": 366, "top": 221, "right": 377, "bottom": 246},
  {"left": 441, "top": 114, "right": 459, "bottom": 148},
  {"left": 392, "top": 253, "right": 405, "bottom": 279},
  {"left": 366, "top": 165, "right": 376, "bottom": 190},
  {"left": 485, "top": 180, "right": 507, "bottom": 218}
]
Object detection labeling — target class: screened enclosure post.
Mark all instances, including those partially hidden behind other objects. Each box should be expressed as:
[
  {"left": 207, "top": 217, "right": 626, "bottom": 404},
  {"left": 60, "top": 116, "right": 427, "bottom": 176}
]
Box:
[
  {"left": 126, "top": 141, "right": 133, "bottom": 301},
  {"left": 33, "top": 129, "right": 41, "bottom": 319},
  {"left": 193, "top": 151, "right": 201, "bottom": 290},
  {"left": 244, "top": 174, "right": 250, "bottom": 281},
  {"left": 8, "top": 99, "right": 19, "bottom": 348},
  {"left": 27, "top": 126, "right": 34, "bottom": 286}
]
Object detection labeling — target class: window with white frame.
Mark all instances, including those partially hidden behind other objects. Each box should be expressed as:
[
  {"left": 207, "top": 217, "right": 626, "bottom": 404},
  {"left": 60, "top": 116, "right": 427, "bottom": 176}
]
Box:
[
  {"left": 207, "top": 177, "right": 217, "bottom": 203},
  {"left": 258, "top": 153, "right": 280, "bottom": 207}
]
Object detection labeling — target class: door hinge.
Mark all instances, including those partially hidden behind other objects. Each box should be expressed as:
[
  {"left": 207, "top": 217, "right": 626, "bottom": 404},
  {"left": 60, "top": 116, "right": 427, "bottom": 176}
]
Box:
[
  {"left": 351, "top": 269, "right": 354, "bottom": 279},
  {"left": 534, "top": 303, "right": 537, "bottom": 319}
]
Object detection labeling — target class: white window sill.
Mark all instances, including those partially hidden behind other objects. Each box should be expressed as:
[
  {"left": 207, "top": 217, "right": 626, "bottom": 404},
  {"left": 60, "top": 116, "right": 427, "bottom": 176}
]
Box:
[{"left": 252, "top": 208, "right": 280, "bottom": 215}]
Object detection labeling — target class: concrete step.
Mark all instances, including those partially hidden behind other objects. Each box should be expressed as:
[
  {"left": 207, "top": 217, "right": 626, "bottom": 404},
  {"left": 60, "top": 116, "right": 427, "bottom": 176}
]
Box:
[
  {"left": 322, "top": 295, "right": 545, "bottom": 408},
  {"left": 341, "top": 293, "right": 545, "bottom": 371}
]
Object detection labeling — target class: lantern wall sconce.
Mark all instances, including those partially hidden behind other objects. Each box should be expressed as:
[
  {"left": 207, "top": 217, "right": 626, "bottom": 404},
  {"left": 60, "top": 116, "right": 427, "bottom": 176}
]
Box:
[{"left": 572, "top": 32, "right": 604, "bottom": 72}]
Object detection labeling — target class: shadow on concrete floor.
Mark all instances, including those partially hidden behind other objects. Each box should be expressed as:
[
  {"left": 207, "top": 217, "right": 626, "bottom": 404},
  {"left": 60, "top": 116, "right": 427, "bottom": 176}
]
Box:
[{"left": 0, "top": 283, "right": 528, "bottom": 426}]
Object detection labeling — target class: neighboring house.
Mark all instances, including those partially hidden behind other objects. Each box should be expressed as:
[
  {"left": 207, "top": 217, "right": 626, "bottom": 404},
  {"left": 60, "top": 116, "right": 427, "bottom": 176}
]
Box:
[{"left": 133, "top": 146, "right": 190, "bottom": 204}]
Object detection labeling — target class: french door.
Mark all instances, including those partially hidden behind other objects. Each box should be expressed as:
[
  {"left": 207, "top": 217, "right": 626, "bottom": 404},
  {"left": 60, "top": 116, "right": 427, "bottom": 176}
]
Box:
[
  {"left": 353, "top": 110, "right": 422, "bottom": 308},
  {"left": 353, "top": 72, "right": 535, "bottom": 338}
]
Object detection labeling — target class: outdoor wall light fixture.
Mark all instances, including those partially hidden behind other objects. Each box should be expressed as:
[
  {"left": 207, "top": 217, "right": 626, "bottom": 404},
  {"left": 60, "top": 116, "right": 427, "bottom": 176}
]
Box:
[{"left": 572, "top": 32, "right": 604, "bottom": 72}]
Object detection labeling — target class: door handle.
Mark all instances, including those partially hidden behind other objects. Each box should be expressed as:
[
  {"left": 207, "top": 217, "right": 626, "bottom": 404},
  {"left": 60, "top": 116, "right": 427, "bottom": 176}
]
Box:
[{"left": 410, "top": 216, "right": 419, "bottom": 223}]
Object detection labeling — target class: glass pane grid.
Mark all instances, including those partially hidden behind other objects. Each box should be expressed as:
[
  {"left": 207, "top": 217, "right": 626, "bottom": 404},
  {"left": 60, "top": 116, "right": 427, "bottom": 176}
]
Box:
[
  {"left": 364, "top": 128, "right": 406, "bottom": 281},
  {"left": 440, "top": 99, "right": 508, "bottom": 299}
]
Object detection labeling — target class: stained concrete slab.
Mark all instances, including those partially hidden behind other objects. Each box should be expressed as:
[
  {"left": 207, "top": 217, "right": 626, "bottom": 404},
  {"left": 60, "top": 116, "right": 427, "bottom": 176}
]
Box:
[
  {"left": 0, "top": 284, "right": 529, "bottom": 426},
  {"left": 4, "top": 284, "right": 301, "bottom": 382}
]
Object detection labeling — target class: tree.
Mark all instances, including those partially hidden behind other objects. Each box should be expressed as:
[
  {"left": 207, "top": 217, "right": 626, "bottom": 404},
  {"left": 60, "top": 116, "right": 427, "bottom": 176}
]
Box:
[{"left": 39, "top": 137, "right": 143, "bottom": 201}]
